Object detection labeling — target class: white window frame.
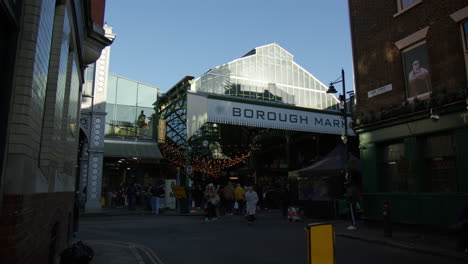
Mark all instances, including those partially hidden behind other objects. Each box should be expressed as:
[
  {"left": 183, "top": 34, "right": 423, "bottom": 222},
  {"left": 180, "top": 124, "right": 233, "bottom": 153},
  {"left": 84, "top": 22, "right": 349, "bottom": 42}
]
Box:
[
  {"left": 394, "top": 0, "right": 422, "bottom": 18},
  {"left": 450, "top": 6, "right": 468, "bottom": 82},
  {"left": 462, "top": 21, "right": 468, "bottom": 51},
  {"left": 462, "top": 20, "right": 468, "bottom": 81}
]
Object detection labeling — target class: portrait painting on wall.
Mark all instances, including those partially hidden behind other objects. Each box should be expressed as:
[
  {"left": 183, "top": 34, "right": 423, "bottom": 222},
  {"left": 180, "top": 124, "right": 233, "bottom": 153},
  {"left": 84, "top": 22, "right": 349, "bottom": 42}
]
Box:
[{"left": 403, "top": 42, "right": 432, "bottom": 98}]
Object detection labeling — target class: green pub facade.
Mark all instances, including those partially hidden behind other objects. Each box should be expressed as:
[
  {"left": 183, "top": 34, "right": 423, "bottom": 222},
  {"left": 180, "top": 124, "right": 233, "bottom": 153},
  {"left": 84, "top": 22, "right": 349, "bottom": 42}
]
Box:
[{"left": 349, "top": 0, "right": 468, "bottom": 226}]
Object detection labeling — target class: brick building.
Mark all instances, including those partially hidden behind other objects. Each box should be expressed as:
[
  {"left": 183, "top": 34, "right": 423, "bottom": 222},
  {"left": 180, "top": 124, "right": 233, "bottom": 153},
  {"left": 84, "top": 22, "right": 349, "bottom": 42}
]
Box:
[
  {"left": 349, "top": 0, "right": 468, "bottom": 226},
  {"left": 0, "top": 0, "right": 112, "bottom": 263}
]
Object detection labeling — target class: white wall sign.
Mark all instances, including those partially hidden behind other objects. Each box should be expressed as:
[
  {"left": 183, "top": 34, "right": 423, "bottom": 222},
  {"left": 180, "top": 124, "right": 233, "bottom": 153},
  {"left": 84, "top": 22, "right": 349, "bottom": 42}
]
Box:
[
  {"left": 368, "top": 84, "right": 392, "bottom": 98},
  {"left": 165, "top": 179, "right": 176, "bottom": 209},
  {"left": 187, "top": 93, "right": 354, "bottom": 138}
]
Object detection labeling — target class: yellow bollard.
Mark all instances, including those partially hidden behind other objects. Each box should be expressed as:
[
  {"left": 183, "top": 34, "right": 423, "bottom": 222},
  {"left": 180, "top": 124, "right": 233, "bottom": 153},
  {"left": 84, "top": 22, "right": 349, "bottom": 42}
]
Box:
[{"left": 306, "top": 223, "right": 335, "bottom": 264}]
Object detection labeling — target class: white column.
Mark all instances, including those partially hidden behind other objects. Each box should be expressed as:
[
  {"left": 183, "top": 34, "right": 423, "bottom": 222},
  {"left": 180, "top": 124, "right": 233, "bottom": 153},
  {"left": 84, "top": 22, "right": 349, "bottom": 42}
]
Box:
[{"left": 81, "top": 26, "right": 113, "bottom": 213}]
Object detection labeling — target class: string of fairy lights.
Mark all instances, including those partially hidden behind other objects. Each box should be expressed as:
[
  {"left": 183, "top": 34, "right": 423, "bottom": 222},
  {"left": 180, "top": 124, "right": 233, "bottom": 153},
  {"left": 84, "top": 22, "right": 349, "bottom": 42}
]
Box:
[{"left": 160, "top": 141, "right": 260, "bottom": 177}]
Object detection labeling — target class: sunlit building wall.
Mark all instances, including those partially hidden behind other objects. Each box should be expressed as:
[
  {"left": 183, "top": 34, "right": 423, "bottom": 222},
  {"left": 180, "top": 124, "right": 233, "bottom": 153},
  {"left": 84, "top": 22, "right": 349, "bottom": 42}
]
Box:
[{"left": 0, "top": 0, "right": 112, "bottom": 262}]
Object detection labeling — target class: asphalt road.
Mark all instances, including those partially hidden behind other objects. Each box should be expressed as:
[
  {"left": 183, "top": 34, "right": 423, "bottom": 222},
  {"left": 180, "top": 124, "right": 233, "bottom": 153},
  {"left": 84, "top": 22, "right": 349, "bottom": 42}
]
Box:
[{"left": 79, "top": 214, "right": 463, "bottom": 264}]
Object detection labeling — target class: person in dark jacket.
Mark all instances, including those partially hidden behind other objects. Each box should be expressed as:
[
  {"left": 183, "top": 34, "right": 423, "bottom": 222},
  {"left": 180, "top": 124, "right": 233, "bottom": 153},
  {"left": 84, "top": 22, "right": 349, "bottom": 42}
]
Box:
[
  {"left": 280, "top": 185, "right": 290, "bottom": 218},
  {"left": 127, "top": 183, "right": 137, "bottom": 210}
]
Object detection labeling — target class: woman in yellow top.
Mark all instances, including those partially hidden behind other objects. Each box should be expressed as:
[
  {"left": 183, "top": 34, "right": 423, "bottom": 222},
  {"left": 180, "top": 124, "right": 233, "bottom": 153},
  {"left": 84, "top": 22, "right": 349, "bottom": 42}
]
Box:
[{"left": 234, "top": 184, "right": 245, "bottom": 215}]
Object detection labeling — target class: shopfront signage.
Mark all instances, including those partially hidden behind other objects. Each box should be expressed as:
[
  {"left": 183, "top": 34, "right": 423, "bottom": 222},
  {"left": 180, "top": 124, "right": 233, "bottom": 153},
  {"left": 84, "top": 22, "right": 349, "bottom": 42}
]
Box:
[
  {"left": 172, "top": 186, "right": 187, "bottom": 199},
  {"left": 165, "top": 179, "right": 176, "bottom": 209},
  {"left": 187, "top": 93, "right": 354, "bottom": 138}
]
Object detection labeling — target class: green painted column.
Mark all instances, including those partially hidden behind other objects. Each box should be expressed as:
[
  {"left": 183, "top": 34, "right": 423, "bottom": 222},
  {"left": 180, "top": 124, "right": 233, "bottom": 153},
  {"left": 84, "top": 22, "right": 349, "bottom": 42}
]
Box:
[{"left": 455, "top": 128, "right": 468, "bottom": 192}]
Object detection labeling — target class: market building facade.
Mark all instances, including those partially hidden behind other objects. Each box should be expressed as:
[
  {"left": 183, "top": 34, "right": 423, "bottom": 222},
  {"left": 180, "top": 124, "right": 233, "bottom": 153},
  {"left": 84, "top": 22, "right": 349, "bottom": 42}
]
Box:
[{"left": 158, "top": 44, "right": 356, "bottom": 210}]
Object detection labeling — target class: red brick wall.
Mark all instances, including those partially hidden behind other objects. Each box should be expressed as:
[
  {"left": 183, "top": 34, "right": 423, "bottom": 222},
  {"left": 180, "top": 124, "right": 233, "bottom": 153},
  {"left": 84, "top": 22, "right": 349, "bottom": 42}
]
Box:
[
  {"left": 349, "top": 0, "right": 468, "bottom": 113},
  {"left": 0, "top": 192, "right": 74, "bottom": 264},
  {"left": 91, "top": 0, "right": 106, "bottom": 27}
]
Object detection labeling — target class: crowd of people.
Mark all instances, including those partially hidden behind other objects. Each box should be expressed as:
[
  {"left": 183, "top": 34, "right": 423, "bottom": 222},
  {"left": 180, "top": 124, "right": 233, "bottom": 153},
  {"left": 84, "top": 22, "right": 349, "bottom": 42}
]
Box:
[
  {"left": 104, "top": 182, "right": 165, "bottom": 212},
  {"left": 194, "top": 182, "right": 275, "bottom": 225},
  {"left": 101, "top": 180, "right": 290, "bottom": 225}
]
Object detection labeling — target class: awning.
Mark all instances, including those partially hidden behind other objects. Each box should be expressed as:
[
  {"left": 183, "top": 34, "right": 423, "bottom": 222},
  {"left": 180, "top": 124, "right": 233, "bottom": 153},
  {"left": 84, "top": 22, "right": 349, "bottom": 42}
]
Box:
[{"left": 104, "top": 139, "right": 162, "bottom": 159}]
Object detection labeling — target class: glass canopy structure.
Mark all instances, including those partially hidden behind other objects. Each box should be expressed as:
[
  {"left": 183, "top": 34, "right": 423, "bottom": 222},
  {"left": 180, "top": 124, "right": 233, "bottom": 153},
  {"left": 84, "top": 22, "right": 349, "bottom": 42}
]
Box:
[
  {"left": 105, "top": 73, "right": 159, "bottom": 140},
  {"left": 191, "top": 43, "right": 340, "bottom": 111},
  {"left": 158, "top": 44, "right": 350, "bottom": 178}
]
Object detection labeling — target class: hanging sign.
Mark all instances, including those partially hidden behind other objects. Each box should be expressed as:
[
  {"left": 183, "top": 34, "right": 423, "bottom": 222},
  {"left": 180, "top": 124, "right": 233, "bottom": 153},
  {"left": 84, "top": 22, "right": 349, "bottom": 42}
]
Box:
[{"left": 158, "top": 119, "right": 166, "bottom": 144}]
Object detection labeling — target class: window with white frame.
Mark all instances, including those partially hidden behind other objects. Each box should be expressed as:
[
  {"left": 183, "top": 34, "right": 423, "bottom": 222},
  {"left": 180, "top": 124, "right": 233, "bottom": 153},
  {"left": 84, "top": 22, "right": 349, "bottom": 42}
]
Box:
[
  {"left": 398, "top": 0, "right": 419, "bottom": 11},
  {"left": 402, "top": 42, "right": 432, "bottom": 98},
  {"left": 463, "top": 21, "right": 468, "bottom": 51}
]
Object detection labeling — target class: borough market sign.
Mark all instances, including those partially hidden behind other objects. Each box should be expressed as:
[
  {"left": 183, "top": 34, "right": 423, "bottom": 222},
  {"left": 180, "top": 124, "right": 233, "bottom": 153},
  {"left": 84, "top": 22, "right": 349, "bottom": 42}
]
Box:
[{"left": 186, "top": 93, "right": 354, "bottom": 138}]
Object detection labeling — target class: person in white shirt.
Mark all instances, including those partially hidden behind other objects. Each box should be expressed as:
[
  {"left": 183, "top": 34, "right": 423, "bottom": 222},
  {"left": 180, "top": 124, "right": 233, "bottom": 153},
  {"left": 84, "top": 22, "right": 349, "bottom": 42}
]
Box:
[{"left": 245, "top": 186, "right": 259, "bottom": 225}]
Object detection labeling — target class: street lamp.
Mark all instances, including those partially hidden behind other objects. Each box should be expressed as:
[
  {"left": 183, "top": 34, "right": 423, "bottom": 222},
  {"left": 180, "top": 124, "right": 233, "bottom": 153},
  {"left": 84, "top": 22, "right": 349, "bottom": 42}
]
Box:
[
  {"left": 329, "top": 69, "right": 355, "bottom": 225},
  {"left": 327, "top": 69, "right": 349, "bottom": 168}
]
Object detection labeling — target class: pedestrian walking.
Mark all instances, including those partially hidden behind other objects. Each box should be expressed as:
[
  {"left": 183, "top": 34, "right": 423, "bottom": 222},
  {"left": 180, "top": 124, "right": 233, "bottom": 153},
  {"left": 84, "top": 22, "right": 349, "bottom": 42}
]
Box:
[
  {"left": 344, "top": 180, "right": 360, "bottom": 230},
  {"left": 192, "top": 184, "right": 203, "bottom": 209},
  {"left": 234, "top": 184, "right": 245, "bottom": 215},
  {"left": 127, "top": 182, "right": 137, "bottom": 210},
  {"left": 280, "top": 185, "right": 290, "bottom": 218},
  {"left": 144, "top": 184, "right": 153, "bottom": 210},
  {"left": 151, "top": 183, "right": 165, "bottom": 214},
  {"left": 223, "top": 182, "right": 235, "bottom": 215},
  {"left": 116, "top": 182, "right": 125, "bottom": 208},
  {"left": 204, "top": 183, "right": 219, "bottom": 222},
  {"left": 245, "top": 186, "right": 259, "bottom": 225}
]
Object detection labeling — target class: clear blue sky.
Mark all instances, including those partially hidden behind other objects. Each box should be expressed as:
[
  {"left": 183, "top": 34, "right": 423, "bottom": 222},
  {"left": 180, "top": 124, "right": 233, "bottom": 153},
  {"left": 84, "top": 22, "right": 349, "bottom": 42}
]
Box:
[{"left": 105, "top": 0, "right": 353, "bottom": 93}]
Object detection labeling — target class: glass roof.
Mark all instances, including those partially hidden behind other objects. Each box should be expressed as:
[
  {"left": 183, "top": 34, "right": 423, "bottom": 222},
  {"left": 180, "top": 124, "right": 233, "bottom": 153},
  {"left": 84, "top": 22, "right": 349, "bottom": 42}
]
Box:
[{"left": 191, "top": 43, "right": 340, "bottom": 111}]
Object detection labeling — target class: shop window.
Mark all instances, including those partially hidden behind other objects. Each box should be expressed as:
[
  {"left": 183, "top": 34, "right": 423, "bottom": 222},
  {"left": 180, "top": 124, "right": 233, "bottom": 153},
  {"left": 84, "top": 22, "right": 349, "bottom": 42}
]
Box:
[
  {"left": 424, "top": 134, "right": 457, "bottom": 192},
  {"left": 381, "top": 142, "right": 407, "bottom": 192},
  {"left": 402, "top": 42, "right": 432, "bottom": 99}
]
